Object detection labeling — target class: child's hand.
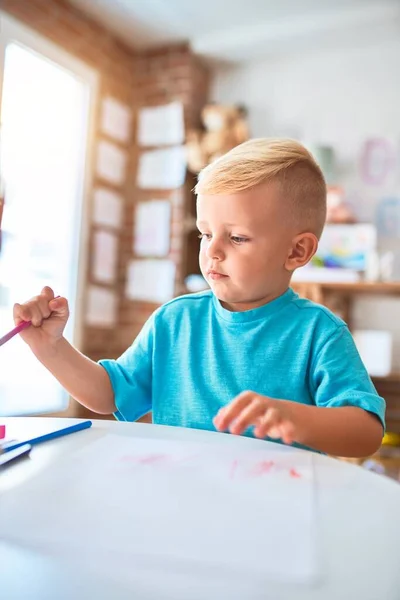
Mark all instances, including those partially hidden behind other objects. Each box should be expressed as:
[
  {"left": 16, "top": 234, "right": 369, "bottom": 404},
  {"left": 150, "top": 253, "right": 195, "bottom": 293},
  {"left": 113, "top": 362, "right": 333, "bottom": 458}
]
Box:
[
  {"left": 13, "top": 286, "right": 69, "bottom": 351},
  {"left": 213, "top": 391, "right": 296, "bottom": 444}
]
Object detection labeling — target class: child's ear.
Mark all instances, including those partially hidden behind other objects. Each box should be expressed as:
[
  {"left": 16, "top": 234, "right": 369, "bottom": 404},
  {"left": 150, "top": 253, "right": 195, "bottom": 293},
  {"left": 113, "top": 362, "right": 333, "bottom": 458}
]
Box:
[{"left": 285, "top": 232, "right": 318, "bottom": 271}]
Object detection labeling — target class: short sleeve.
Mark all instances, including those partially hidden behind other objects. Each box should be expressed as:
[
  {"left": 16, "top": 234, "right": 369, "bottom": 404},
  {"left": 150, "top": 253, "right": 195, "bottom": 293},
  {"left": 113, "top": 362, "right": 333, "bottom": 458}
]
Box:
[
  {"left": 310, "top": 325, "right": 386, "bottom": 431},
  {"left": 99, "top": 313, "right": 155, "bottom": 422}
]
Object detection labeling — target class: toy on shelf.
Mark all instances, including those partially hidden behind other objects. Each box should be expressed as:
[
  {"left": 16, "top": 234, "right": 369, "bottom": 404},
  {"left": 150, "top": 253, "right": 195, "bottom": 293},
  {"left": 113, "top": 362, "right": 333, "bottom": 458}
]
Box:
[
  {"left": 326, "top": 186, "right": 356, "bottom": 224},
  {"left": 185, "top": 103, "right": 249, "bottom": 173}
]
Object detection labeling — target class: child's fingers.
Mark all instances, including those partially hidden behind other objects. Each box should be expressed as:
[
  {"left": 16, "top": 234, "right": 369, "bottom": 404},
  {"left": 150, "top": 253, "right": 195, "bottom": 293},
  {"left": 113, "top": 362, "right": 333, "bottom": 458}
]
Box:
[
  {"left": 253, "top": 407, "right": 281, "bottom": 438},
  {"left": 256, "top": 419, "right": 295, "bottom": 445},
  {"left": 15, "top": 302, "right": 43, "bottom": 327},
  {"left": 36, "top": 286, "right": 61, "bottom": 320},
  {"left": 36, "top": 294, "right": 52, "bottom": 320},
  {"left": 229, "top": 397, "right": 268, "bottom": 435},
  {"left": 41, "top": 286, "right": 56, "bottom": 301},
  {"left": 48, "top": 296, "right": 69, "bottom": 320},
  {"left": 214, "top": 390, "right": 255, "bottom": 430},
  {"left": 26, "top": 301, "right": 46, "bottom": 327},
  {"left": 280, "top": 421, "right": 295, "bottom": 445},
  {"left": 268, "top": 422, "right": 294, "bottom": 445},
  {"left": 13, "top": 302, "right": 32, "bottom": 325},
  {"left": 13, "top": 291, "right": 55, "bottom": 328}
]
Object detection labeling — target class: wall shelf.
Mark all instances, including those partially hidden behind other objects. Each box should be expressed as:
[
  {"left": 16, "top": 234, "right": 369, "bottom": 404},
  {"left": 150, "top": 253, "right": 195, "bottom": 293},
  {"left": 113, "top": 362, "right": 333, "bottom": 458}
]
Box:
[
  {"left": 292, "top": 281, "right": 400, "bottom": 295},
  {"left": 292, "top": 280, "right": 400, "bottom": 433}
]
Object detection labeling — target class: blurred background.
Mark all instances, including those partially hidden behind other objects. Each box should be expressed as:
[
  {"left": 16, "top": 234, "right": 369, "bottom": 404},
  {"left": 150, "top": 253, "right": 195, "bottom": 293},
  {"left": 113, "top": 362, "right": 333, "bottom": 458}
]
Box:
[{"left": 0, "top": 0, "right": 400, "bottom": 473}]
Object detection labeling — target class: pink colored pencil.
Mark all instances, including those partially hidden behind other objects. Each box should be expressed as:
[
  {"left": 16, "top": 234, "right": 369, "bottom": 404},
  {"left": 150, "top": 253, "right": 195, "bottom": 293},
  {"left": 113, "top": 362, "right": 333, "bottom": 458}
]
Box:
[{"left": 0, "top": 320, "right": 31, "bottom": 347}]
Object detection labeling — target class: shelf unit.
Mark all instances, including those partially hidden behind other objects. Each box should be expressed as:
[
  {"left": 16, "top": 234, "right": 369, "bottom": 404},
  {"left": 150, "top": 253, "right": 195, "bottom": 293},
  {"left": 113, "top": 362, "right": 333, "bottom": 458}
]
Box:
[
  {"left": 291, "top": 281, "right": 400, "bottom": 327},
  {"left": 292, "top": 280, "right": 400, "bottom": 433}
]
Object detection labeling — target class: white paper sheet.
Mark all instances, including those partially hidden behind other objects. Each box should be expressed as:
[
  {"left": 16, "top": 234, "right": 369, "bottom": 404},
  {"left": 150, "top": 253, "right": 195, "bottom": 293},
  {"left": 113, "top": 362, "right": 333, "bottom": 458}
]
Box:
[
  {"left": 93, "top": 188, "right": 123, "bottom": 230},
  {"left": 0, "top": 435, "right": 316, "bottom": 587},
  {"left": 85, "top": 285, "right": 117, "bottom": 327},
  {"left": 137, "top": 146, "right": 186, "bottom": 189},
  {"left": 137, "top": 101, "right": 184, "bottom": 147},
  {"left": 126, "top": 259, "right": 175, "bottom": 303},
  {"left": 101, "top": 97, "right": 131, "bottom": 144},
  {"left": 96, "top": 140, "right": 127, "bottom": 186},
  {"left": 92, "top": 230, "right": 118, "bottom": 284},
  {"left": 134, "top": 200, "right": 171, "bottom": 257}
]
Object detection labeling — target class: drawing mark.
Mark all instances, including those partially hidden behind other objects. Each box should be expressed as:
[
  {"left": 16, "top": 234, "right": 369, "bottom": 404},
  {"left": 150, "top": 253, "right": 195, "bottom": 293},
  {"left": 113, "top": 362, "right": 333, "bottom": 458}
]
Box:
[
  {"left": 120, "top": 453, "right": 171, "bottom": 465},
  {"left": 251, "top": 460, "right": 275, "bottom": 477},
  {"left": 289, "top": 468, "right": 301, "bottom": 478}
]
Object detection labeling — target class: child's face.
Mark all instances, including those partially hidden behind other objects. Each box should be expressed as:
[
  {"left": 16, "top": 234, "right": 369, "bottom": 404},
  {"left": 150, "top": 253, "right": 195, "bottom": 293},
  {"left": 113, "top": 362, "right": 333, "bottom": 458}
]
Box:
[{"left": 197, "top": 182, "right": 300, "bottom": 311}]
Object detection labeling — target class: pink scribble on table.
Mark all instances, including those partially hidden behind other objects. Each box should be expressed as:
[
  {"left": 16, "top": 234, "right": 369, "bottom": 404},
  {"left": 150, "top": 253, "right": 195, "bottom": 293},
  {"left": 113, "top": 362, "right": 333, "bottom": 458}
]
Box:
[
  {"left": 289, "top": 468, "right": 301, "bottom": 478},
  {"left": 251, "top": 460, "right": 275, "bottom": 477},
  {"left": 117, "top": 453, "right": 202, "bottom": 470},
  {"left": 116, "top": 452, "right": 303, "bottom": 480},
  {"left": 137, "top": 454, "right": 170, "bottom": 465},
  {"left": 119, "top": 453, "right": 171, "bottom": 466}
]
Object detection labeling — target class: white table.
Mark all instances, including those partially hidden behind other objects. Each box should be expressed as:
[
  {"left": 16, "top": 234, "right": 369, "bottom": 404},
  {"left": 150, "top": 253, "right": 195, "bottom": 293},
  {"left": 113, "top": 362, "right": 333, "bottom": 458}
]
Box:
[{"left": 1, "top": 417, "right": 400, "bottom": 600}]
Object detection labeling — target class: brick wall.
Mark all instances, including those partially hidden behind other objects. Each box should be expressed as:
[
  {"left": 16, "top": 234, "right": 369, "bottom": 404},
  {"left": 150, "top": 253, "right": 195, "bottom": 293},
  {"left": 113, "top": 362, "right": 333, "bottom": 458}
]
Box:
[
  {"left": 117, "top": 47, "right": 209, "bottom": 354},
  {"left": 2, "top": 0, "right": 136, "bottom": 99},
  {"left": 2, "top": 0, "right": 136, "bottom": 361},
  {"left": 2, "top": 0, "right": 210, "bottom": 417}
]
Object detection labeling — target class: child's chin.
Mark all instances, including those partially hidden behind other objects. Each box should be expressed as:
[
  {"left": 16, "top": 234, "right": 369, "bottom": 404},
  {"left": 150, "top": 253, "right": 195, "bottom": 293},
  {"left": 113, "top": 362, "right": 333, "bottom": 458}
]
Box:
[{"left": 214, "top": 290, "right": 239, "bottom": 303}]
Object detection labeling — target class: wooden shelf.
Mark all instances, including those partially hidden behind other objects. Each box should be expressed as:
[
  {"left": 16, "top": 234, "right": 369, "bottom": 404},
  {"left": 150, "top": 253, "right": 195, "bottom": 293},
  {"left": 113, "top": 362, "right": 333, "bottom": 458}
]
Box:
[
  {"left": 292, "top": 281, "right": 400, "bottom": 295},
  {"left": 292, "top": 281, "right": 400, "bottom": 433},
  {"left": 371, "top": 373, "right": 400, "bottom": 383}
]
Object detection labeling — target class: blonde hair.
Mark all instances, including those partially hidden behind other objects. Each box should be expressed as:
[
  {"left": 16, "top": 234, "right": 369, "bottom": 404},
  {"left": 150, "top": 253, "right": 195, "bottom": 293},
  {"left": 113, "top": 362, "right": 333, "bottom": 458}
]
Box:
[{"left": 195, "top": 138, "right": 327, "bottom": 238}]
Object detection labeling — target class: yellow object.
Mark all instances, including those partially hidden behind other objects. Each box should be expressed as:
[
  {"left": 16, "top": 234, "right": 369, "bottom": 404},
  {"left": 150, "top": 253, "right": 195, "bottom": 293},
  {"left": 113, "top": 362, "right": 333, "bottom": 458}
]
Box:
[{"left": 382, "top": 432, "right": 400, "bottom": 446}]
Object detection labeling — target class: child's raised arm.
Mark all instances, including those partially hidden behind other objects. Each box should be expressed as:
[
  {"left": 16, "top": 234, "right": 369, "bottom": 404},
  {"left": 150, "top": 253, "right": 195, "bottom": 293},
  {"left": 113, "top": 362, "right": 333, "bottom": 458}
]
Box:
[{"left": 14, "top": 287, "right": 115, "bottom": 414}]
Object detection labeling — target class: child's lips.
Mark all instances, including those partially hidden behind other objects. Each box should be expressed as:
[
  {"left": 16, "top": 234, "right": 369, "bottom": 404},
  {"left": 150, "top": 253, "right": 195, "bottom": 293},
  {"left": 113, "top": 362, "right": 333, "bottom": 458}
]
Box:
[{"left": 208, "top": 270, "right": 228, "bottom": 280}]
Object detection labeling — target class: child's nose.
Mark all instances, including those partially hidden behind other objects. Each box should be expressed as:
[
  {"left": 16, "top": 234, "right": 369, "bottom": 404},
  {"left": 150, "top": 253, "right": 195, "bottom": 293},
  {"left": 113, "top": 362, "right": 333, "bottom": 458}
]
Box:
[{"left": 206, "top": 237, "right": 225, "bottom": 260}]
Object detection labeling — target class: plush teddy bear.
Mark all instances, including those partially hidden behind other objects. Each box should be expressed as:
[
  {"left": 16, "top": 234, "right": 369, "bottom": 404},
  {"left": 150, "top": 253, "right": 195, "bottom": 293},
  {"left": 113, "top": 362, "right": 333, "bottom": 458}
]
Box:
[{"left": 186, "top": 103, "right": 249, "bottom": 173}]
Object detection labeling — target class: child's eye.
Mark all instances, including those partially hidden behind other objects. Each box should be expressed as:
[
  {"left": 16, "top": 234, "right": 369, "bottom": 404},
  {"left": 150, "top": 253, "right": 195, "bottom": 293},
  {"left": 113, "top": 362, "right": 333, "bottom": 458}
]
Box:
[
  {"left": 198, "top": 233, "right": 212, "bottom": 240},
  {"left": 231, "top": 236, "right": 249, "bottom": 244}
]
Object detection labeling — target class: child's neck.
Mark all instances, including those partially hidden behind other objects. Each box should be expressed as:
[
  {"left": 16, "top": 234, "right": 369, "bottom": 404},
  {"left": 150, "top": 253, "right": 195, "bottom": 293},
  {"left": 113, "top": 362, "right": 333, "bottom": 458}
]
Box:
[{"left": 219, "top": 286, "right": 290, "bottom": 312}]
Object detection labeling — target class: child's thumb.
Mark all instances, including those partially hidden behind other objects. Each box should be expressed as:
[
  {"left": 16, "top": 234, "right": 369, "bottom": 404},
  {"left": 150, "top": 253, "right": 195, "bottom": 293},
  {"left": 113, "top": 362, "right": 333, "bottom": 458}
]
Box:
[{"left": 49, "top": 296, "right": 69, "bottom": 319}]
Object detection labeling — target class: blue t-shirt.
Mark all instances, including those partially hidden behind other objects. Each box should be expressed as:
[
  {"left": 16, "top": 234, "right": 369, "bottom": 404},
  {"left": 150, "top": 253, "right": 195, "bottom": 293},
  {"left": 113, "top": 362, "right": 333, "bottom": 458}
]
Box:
[{"left": 100, "top": 288, "right": 385, "bottom": 449}]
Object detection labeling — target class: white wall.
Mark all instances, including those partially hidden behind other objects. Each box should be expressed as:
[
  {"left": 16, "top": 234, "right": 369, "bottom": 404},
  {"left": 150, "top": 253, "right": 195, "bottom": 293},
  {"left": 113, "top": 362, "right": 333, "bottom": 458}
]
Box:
[
  {"left": 212, "top": 39, "right": 400, "bottom": 147},
  {"left": 212, "top": 39, "right": 400, "bottom": 216},
  {"left": 211, "top": 38, "right": 400, "bottom": 369}
]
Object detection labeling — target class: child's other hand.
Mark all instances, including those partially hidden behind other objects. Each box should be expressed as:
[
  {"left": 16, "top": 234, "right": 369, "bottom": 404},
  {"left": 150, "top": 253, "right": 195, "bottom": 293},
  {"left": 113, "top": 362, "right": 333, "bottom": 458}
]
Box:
[
  {"left": 13, "top": 286, "right": 69, "bottom": 351},
  {"left": 213, "top": 391, "right": 296, "bottom": 445}
]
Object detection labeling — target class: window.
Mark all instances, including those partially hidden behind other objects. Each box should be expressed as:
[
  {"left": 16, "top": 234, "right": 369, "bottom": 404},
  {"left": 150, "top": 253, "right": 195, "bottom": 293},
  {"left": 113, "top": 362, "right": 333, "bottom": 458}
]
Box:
[{"left": 0, "top": 13, "right": 97, "bottom": 415}]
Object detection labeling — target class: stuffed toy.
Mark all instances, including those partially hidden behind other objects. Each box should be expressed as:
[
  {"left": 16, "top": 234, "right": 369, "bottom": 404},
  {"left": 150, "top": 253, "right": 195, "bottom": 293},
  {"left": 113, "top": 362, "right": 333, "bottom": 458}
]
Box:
[{"left": 186, "top": 103, "right": 249, "bottom": 173}]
